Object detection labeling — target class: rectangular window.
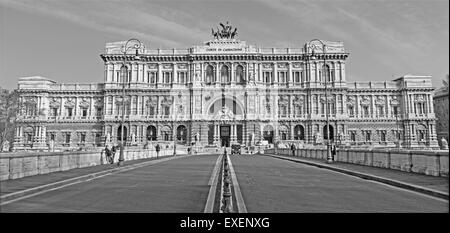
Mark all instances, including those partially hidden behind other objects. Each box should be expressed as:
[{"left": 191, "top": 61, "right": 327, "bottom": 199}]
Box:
[
  {"left": 149, "top": 106, "right": 155, "bottom": 116},
  {"left": 82, "top": 109, "right": 88, "bottom": 117},
  {"left": 179, "top": 72, "right": 186, "bottom": 84},
  {"left": 52, "top": 108, "right": 58, "bottom": 116},
  {"left": 263, "top": 71, "right": 272, "bottom": 83},
  {"left": 65, "top": 133, "right": 71, "bottom": 143},
  {"left": 294, "top": 71, "right": 300, "bottom": 83},
  {"left": 26, "top": 133, "right": 32, "bottom": 143},
  {"left": 97, "top": 107, "right": 102, "bottom": 116},
  {"left": 67, "top": 108, "right": 73, "bottom": 117},
  {"left": 393, "top": 106, "right": 398, "bottom": 116},
  {"left": 80, "top": 133, "right": 86, "bottom": 143},
  {"left": 165, "top": 106, "right": 170, "bottom": 115},
  {"left": 50, "top": 133, "right": 55, "bottom": 141},
  {"left": 278, "top": 71, "right": 287, "bottom": 83}
]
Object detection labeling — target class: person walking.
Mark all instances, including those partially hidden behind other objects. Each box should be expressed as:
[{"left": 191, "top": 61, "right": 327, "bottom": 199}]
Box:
[
  {"left": 111, "top": 145, "right": 117, "bottom": 164},
  {"left": 331, "top": 144, "right": 337, "bottom": 161},
  {"left": 105, "top": 145, "right": 112, "bottom": 164},
  {"left": 155, "top": 144, "right": 161, "bottom": 158},
  {"left": 291, "top": 143, "right": 296, "bottom": 157}
]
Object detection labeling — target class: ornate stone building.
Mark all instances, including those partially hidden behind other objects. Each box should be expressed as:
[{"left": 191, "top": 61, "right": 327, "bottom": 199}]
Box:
[
  {"left": 13, "top": 26, "right": 439, "bottom": 150},
  {"left": 433, "top": 77, "right": 449, "bottom": 147}
]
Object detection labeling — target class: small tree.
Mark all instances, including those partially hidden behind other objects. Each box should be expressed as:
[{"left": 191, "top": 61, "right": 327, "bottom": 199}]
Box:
[{"left": 0, "top": 89, "right": 19, "bottom": 151}]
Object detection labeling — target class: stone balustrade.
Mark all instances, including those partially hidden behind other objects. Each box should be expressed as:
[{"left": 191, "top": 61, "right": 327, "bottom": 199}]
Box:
[
  {"left": 0, "top": 148, "right": 184, "bottom": 181},
  {"left": 265, "top": 148, "right": 449, "bottom": 177}
]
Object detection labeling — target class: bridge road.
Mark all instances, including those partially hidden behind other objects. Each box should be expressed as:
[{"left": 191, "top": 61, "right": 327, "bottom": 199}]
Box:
[
  {"left": 0, "top": 154, "right": 219, "bottom": 212},
  {"left": 230, "top": 155, "right": 448, "bottom": 212}
]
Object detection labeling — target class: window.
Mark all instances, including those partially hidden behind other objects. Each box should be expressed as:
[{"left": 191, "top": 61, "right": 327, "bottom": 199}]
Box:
[
  {"left": 164, "top": 106, "right": 170, "bottom": 116},
  {"left": 278, "top": 71, "right": 287, "bottom": 83},
  {"left": 206, "top": 65, "right": 214, "bottom": 83},
  {"left": 348, "top": 106, "right": 354, "bottom": 117},
  {"left": 350, "top": 131, "right": 356, "bottom": 142},
  {"left": 377, "top": 106, "right": 384, "bottom": 117},
  {"left": 221, "top": 65, "right": 229, "bottom": 83},
  {"left": 149, "top": 106, "right": 155, "bottom": 116},
  {"left": 364, "top": 131, "right": 371, "bottom": 141},
  {"left": 263, "top": 71, "right": 272, "bottom": 83},
  {"left": 178, "top": 72, "right": 186, "bottom": 84},
  {"left": 26, "top": 133, "right": 33, "bottom": 143},
  {"left": 96, "top": 107, "right": 102, "bottom": 116},
  {"left": 51, "top": 108, "right": 58, "bottom": 116},
  {"left": 50, "top": 133, "right": 55, "bottom": 141},
  {"left": 362, "top": 106, "right": 369, "bottom": 117},
  {"left": 279, "top": 105, "right": 287, "bottom": 117},
  {"left": 293, "top": 71, "right": 300, "bottom": 83},
  {"left": 65, "top": 133, "right": 71, "bottom": 143},
  {"left": 418, "top": 130, "right": 425, "bottom": 142},
  {"left": 210, "top": 104, "right": 214, "bottom": 114},
  {"left": 393, "top": 106, "right": 398, "bottom": 116},
  {"left": 67, "top": 107, "right": 73, "bottom": 117},
  {"left": 380, "top": 131, "right": 386, "bottom": 142},
  {"left": 80, "top": 133, "right": 86, "bottom": 143},
  {"left": 82, "top": 108, "right": 88, "bottom": 117},
  {"left": 163, "top": 72, "right": 172, "bottom": 84},
  {"left": 235, "top": 65, "right": 244, "bottom": 83},
  {"left": 147, "top": 72, "right": 157, "bottom": 83}
]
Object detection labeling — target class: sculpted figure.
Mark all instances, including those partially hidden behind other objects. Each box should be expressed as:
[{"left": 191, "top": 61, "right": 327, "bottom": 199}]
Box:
[{"left": 441, "top": 137, "right": 448, "bottom": 150}]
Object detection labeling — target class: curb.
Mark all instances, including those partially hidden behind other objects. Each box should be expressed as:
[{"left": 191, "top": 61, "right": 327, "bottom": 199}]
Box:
[
  {"left": 0, "top": 155, "right": 187, "bottom": 204},
  {"left": 264, "top": 154, "right": 449, "bottom": 201}
]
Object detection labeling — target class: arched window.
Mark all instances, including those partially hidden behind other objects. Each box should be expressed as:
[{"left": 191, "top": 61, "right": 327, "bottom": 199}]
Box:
[
  {"left": 294, "top": 125, "right": 305, "bottom": 140},
  {"left": 221, "top": 65, "right": 229, "bottom": 83},
  {"left": 322, "top": 64, "right": 333, "bottom": 83},
  {"left": 235, "top": 65, "right": 244, "bottom": 83},
  {"left": 206, "top": 65, "right": 214, "bottom": 83}
]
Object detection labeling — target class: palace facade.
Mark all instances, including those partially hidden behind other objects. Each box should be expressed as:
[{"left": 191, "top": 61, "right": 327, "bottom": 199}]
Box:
[{"left": 13, "top": 31, "right": 439, "bottom": 150}]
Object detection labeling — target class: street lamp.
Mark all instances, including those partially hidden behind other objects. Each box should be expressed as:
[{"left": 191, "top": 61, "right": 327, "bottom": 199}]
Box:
[
  {"left": 309, "top": 39, "right": 333, "bottom": 163},
  {"left": 118, "top": 38, "right": 142, "bottom": 166}
]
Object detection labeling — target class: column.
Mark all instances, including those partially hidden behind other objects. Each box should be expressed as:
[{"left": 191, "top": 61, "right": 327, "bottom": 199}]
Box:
[
  {"left": 273, "top": 62, "right": 278, "bottom": 84},
  {"left": 258, "top": 63, "right": 263, "bottom": 83},
  {"left": 216, "top": 63, "right": 220, "bottom": 84},
  {"left": 173, "top": 63, "right": 178, "bottom": 84},
  {"left": 371, "top": 95, "right": 375, "bottom": 118},
  {"left": 131, "top": 63, "right": 137, "bottom": 82},
  {"left": 287, "top": 62, "right": 292, "bottom": 87},
  {"left": 231, "top": 63, "right": 235, "bottom": 84},
  {"left": 157, "top": 63, "right": 162, "bottom": 84}
]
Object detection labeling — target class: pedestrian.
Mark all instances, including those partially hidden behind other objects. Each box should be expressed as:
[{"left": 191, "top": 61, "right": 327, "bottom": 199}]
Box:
[
  {"left": 291, "top": 143, "right": 296, "bottom": 157},
  {"left": 155, "top": 144, "right": 160, "bottom": 158},
  {"left": 187, "top": 146, "right": 191, "bottom": 155},
  {"left": 111, "top": 145, "right": 117, "bottom": 164},
  {"left": 332, "top": 144, "right": 336, "bottom": 161},
  {"left": 105, "top": 145, "right": 112, "bottom": 164}
]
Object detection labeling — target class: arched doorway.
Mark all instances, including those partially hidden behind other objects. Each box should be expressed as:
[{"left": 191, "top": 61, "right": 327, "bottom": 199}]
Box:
[
  {"left": 263, "top": 125, "right": 274, "bottom": 144},
  {"left": 117, "top": 125, "right": 128, "bottom": 142},
  {"left": 323, "top": 125, "right": 334, "bottom": 141},
  {"left": 176, "top": 125, "right": 187, "bottom": 143},
  {"left": 294, "top": 125, "right": 305, "bottom": 140},
  {"left": 146, "top": 125, "right": 157, "bottom": 141}
]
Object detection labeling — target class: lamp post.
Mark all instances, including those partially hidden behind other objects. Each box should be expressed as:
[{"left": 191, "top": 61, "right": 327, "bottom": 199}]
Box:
[
  {"left": 309, "top": 39, "right": 333, "bottom": 163},
  {"left": 118, "top": 38, "right": 142, "bottom": 166}
]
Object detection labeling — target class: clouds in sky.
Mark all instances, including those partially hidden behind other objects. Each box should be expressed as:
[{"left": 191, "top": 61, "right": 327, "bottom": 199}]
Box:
[{"left": 0, "top": 0, "right": 448, "bottom": 88}]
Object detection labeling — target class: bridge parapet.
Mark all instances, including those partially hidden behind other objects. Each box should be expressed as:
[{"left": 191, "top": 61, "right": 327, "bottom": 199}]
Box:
[{"left": 265, "top": 148, "right": 449, "bottom": 177}]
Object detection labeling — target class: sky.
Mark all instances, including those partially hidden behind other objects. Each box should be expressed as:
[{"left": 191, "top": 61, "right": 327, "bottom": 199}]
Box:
[{"left": 0, "top": 0, "right": 448, "bottom": 90}]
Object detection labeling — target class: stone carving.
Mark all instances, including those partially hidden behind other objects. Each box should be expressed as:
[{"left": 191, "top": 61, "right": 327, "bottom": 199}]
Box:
[
  {"left": 211, "top": 21, "right": 238, "bottom": 39},
  {"left": 360, "top": 96, "right": 371, "bottom": 106},
  {"left": 2, "top": 140, "right": 10, "bottom": 152},
  {"left": 79, "top": 98, "right": 90, "bottom": 108},
  {"left": 249, "top": 133, "right": 255, "bottom": 146},
  {"left": 347, "top": 96, "right": 356, "bottom": 106},
  {"left": 49, "top": 98, "right": 61, "bottom": 108},
  {"left": 414, "top": 95, "right": 425, "bottom": 103},
  {"left": 314, "top": 132, "right": 321, "bottom": 144},
  {"left": 441, "top": 137, "right": 448, "bottom": 150},
  {"left": 293, "top": 96, "right": 304, "bottom": 106},
  {"left": 106, "top": 133, "right": 111, "bottom": 143},
  {"left": 390, "top": 96, "right": 399, "bottom": 105},
  {"left": 64, "top": 98, "right": 75, "bottom": 108},
  {"left": 195, "top": 132, "right": 200, "bottom": 142},
  {"left": 375, "top": 96, "right": 385, "bottom": 106},
  {"left": 131, "top": 133, "right": 136, "bottom": 143},
  {"left": 161, "top": 96, "right": 173, "bottom": 106},
  {"left": 48, "top": 139, "right": 55, "bottom": 152},
  {"left": 216, "top": 106, "right": 234, "bottom": 120}
]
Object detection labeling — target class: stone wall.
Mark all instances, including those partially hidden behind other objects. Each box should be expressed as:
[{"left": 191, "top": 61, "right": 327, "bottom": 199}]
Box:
[
  {"left": 0, "top": 148, "right": 183, "bottom": 181},
  {"left": 266, "top": 148, "right": 449, "bottom": 177}
]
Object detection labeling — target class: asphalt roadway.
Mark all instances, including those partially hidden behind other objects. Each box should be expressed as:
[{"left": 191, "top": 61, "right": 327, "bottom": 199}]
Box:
[
  {"left": 230, "top": 155, "right": 448, "bottom": 212},
  {"left": 0, "top": 154, "right": 219, "bottom": 212},
  {"left": 1, "top": 153, "right": 448, "bottom": 212}
]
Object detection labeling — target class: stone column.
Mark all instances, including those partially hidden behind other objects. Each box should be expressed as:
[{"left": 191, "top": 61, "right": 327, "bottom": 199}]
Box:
[
  {"left": 157, "top": 63, "right": 162, "bottom": 84},
  {"left": 273, "top": 62, "right": 278, "bottom": 84},
  {"left": 287, "top": 62, "right": 292, "bottom": 87},
  {"left": 173, "top": 63, "right": 178, "bottom": 84}
]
